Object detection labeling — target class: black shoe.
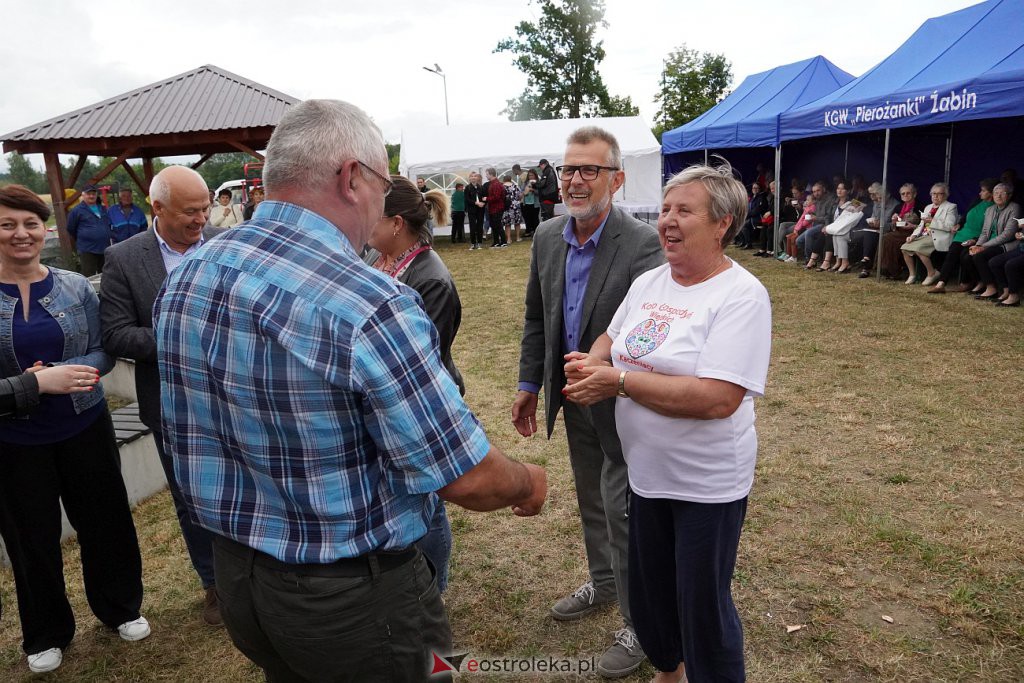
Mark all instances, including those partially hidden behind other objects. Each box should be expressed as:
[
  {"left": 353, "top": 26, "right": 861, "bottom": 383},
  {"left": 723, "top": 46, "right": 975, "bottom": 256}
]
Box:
[
  {"left": 975, "top": 293, "right": 998, "bottom": 300},
  {"left": 998, "top": 300, "right": 1021, "bottom": 307},
  {"left": 858, "top": 269, "right": 870, "bottom": 278}
]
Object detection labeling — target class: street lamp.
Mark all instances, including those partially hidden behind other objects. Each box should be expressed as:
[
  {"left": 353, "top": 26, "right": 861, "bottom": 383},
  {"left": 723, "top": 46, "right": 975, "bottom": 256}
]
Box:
[{"left": 422, "top": 63, "right": 449, "bottom": 126}]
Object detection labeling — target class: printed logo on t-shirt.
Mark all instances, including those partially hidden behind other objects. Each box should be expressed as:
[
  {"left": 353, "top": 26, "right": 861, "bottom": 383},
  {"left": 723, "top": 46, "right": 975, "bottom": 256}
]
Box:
[{"left": 624, "top": 319, "right": 670, "bottom": 358}]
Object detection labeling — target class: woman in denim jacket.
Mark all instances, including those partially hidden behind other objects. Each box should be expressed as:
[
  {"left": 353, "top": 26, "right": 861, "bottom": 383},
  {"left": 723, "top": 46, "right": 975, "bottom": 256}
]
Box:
[{"left": 0, "top": 185, "right": 149, "bottom": 674}]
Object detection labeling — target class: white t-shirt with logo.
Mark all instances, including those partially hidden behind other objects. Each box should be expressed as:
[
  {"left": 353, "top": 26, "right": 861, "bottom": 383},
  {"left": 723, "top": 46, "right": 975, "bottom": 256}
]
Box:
[{"left": 606, "top": 261, "right": 772, "bottom": 503}]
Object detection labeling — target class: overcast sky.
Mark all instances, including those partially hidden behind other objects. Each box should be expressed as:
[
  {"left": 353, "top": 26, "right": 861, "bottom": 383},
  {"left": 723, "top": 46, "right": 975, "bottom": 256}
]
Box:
[{"left": 0, "top": 0, "right": 981, "bottom": 172}]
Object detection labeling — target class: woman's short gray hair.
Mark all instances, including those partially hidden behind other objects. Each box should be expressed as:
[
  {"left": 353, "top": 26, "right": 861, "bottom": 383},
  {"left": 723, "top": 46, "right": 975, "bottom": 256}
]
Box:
[
  {"left": 664, "top": 161, "right": 748, "bottom": 248},
  {"left": 994, "top": 182, "right": 1013, "bottom": 195},
  {"left": 931, "top": 182, "right": 950, "bottom": 196},
  {"left": 263, "top": 99, "right": 386, "bottom": 194}
]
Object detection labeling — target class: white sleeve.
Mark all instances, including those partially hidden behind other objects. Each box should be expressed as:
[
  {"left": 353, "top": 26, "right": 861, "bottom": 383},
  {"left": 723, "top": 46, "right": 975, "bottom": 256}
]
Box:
[
  {"left": 695, "top": 290, "right": 772, "bottom": 397},
  {"left": 606, "top": 275, "right": 643, "bottom": 342}
]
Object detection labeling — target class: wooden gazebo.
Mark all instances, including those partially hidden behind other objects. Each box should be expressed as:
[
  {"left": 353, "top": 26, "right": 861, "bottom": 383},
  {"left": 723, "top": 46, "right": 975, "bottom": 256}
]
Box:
[{"left": 1, "top": 64, "right": 298, "bottom": 265}]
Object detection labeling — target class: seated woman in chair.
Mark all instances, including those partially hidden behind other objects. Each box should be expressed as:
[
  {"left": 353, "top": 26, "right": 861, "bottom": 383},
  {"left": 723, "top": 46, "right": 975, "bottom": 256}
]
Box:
[
  {"left": 879, "top": 184, "right": 920, "bottom": 278},
  {"left": 899, "top": 183, "right": 959, "bottom": 285}
]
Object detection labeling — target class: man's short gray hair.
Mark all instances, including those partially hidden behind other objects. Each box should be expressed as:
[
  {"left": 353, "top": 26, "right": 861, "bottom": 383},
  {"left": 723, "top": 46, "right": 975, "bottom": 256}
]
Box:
[
  {"left": 566, "top": 126, "right": 622, "bottom": 169},
  {"left": 263, "top": 99, "right": 386, "bottom": 194},
  {"left": 664, "top": 161, "right": 748, "bottom": 248},
  {"left": 868, "top": 182, "right": 887, "bottom": 197},
  {"left": 149, "top": 166, "right": 206, "bottom": 205}
]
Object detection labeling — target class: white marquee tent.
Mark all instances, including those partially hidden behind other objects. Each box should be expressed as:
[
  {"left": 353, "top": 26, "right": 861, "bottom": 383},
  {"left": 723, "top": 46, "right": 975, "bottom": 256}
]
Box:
[{"left": 399, "top": 116, "right": 662, "bottom": 213}]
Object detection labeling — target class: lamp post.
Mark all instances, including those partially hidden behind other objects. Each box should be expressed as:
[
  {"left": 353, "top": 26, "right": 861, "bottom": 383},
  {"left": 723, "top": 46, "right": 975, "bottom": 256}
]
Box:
[{"left": 422, "top": 63, "right": 449, "bottom": 126}]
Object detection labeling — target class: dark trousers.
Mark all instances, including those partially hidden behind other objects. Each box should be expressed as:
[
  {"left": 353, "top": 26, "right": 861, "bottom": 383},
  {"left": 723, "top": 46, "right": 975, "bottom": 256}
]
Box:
[
  {"left": 541, "top": 199, "right": 556, "bottom": 222},
  {"left": 468, "top": 208, "right": 484, "bottom": 245},
  {"left": 973, "top": 245, "right": 1007, "bottom": 285},
  {"left": 0, "top": 410, "right": 143, "bottom": 654},
  {"left": 450, "top": 211, "right": 465, "bottom": 243},
  {"left": 991, "top": 249, "right": 1024, "bottom": 291},
  {"left": 629, "top": 493, "right": 747, "bottom": 683},
  {"left": 937, "top": 241, "right": 970, "bottom": 284},
  {"left": 1006, "top": 252, "right": 1024, "bottom": 292},
  {"left": 851, "top": 230, "right": 879, "bottom": 264},
  {"left": 562, "top": 402, "right": 632, "bottom": 626},
  {"left": 213, "top": 535, "right": 452, "bottom": 683},
  {"left": 154, "top": 429, "right": 217, "bottom": 588},
  {"left": 489, "top": 212, "right": 506, "bottom": 245},
  {"left": 522, "top": 204, "right": 540, "bottom": 235},
  {"left": 80, "top": 251, "right": 105, "bottom": 277}
]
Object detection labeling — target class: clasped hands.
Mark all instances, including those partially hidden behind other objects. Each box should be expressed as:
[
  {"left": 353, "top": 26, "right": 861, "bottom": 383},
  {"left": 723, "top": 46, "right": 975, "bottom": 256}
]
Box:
[{"left": 561, "top": 351, "right": 620, "bottom": 406}]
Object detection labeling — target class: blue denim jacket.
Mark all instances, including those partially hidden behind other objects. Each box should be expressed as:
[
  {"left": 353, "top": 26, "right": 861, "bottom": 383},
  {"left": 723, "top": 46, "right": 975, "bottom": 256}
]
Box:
[{"left": 0, "top": 267, "right": 113, "bottom": 414}]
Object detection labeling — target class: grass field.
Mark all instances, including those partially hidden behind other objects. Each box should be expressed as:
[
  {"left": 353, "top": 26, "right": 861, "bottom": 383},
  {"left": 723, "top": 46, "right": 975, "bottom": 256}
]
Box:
[{"left": 1, "top": 238, "right": 1022, "bottom": 681}]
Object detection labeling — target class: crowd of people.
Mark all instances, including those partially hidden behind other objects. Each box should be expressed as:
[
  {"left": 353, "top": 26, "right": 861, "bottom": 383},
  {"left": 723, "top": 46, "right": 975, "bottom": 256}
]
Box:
[
  {"left": 736, "top": 169, "right": 1024, "bottom": 306},
  {"left": 446, "top": 159, "right": 558, "bottom": 249},
  {"left": 1, "top": 102, "right": 774, "bottom": 683}
]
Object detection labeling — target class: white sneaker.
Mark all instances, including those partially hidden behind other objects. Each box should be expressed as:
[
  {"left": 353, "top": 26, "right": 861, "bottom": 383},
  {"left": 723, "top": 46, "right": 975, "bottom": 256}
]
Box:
[
  {"left": 905, "top": 275, "right": 917, "bottom": 285},
  {"left": 117, "top": 616, "right": 151, "bottom": 642},
  {"left": 921, "top": 274, "right": 938, "bottom": 286},
  {"left": 27, "top": 648, "right": 63, "bottom": 673}
]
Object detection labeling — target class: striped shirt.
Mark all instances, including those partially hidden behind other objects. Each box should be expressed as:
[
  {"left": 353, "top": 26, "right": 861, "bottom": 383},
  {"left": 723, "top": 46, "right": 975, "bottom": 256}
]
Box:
[{"left": 153, "top": 200, "right": 489, "bottom": 564}]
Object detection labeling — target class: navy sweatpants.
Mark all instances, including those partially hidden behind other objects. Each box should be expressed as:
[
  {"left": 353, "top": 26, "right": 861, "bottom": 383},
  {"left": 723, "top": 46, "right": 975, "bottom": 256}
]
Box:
[{"left": 628, "top": 493, "right": 748, "bottom": 682}]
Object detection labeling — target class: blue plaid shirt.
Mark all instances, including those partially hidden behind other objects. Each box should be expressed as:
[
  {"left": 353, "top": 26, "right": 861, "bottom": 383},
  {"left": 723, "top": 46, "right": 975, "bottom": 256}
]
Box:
[{"left": 153, "top": 201, "right": 490, "bottom": 564}]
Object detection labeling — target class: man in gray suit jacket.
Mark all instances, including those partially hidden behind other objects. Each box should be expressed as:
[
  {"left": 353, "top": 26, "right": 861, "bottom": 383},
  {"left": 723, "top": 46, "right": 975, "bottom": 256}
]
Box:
[
  {"left": 100, "top": 166, "right": 224, "bottom": 625},
  {"left": 512, "top": 127, "right": 663, "bottom": 679}
]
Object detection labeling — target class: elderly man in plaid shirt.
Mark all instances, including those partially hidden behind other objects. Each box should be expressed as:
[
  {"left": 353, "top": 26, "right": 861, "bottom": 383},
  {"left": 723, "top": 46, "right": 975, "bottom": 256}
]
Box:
[{"left": 154, "top": 99, "right": 546, "bottom": 682}]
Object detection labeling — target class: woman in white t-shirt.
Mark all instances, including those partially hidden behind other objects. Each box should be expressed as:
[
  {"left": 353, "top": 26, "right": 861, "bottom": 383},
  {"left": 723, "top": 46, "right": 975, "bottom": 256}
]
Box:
[{"left": 563, "top": 163, "right": 772, "bottom": 683}]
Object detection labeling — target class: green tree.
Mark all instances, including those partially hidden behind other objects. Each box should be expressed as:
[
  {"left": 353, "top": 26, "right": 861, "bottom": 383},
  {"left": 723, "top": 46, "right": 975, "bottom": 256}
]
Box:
[
  {"left": 495, "top": 0, "right": 634, "bottom": 120},
  {"left": 386, "top": 143, "right": 401, "bottom": 175},
  {"left": 195, "top": 153, "right": 251, "bottom": 190},
  {"left": 600, "top": 94, "right": 640, "bottom": 117},
  {"left": 654, "top": 44, "right": 732, "bottom": 139},
  {"left": 5, "top": 152, "right": 48, "bottom": 193}
]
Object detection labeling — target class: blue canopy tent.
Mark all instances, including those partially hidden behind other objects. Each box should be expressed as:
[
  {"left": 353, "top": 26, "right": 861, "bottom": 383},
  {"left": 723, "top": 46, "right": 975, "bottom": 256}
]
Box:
[
  {"left": 662, "top": 56, "right": 853, "bottom": 254},
  {"left": 663, "top": 56, "right": 854, "bottom": 160},
  {"left": 780, "top": 0, "right": 1024, "bottom": 214}
]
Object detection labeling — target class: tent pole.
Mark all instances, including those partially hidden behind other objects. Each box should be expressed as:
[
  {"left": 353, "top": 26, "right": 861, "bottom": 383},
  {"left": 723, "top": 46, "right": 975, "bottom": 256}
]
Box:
[
  {"left": 773, "top": 145, "right": 782, "bottom": 256},
  {"left": 944, "top": 123, "right": 954, "bottom": 185},
  {"left": 704, "top": 149, "right": 708, "bottom": 165},
  {"left": 844, "top": 139, "right": 849, "bottom": 178},
  {"left": 876, "top": 129, "right": 891, "bottom": 281}
]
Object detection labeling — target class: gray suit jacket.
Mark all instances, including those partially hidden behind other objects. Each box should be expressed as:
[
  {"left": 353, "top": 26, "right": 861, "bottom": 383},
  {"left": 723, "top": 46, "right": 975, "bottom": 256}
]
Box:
[
  {"left": 100, "top": 225, "right": 223, "bottom": 430},
  {"left": 518, "top": 205, "right": 663, "bottom": 438}
]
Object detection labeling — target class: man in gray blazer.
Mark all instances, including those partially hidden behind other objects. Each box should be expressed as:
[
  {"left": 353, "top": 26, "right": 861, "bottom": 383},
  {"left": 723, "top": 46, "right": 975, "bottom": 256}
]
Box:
[
  {"left": 512, "top": 126, "right": 663, "bottom": 679},
  {"left": 100, "top": 165, "right": 224, "bottom": 625}
]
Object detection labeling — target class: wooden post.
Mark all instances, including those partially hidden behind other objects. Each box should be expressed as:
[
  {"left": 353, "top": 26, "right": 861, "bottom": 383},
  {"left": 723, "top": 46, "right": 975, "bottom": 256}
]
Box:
[
  {"left": 120, "top": 160, "right": 147, "bottom": 198},
  {"left": 42, "top": 151, "right": 75, "bottom": 269},
  {"left": 66, "top": 155, "right": 88, "bottom": 189},
  {"left": 191, "top": 153, "right": 214, "bottom": 170},
  {"left": 227, "top": 141, "right": 265, "bottom": 161},
  {"left": 142, "top": 157, "right": 155, "bottom": 187},
  {"left": 65, "top": 149, "right": 138, "bottom": 206}
]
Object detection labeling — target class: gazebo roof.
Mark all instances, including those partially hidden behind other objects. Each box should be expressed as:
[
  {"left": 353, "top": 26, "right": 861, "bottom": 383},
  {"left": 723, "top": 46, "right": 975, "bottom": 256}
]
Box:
[{"left": 1, "top": 64, "right": 298, "bottom": 157}]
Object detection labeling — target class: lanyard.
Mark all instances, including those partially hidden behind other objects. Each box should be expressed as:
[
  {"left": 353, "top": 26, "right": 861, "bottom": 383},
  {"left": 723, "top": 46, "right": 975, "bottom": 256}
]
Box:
[{"left": 393, "top": 245, "right": 431, "bottom": 279}]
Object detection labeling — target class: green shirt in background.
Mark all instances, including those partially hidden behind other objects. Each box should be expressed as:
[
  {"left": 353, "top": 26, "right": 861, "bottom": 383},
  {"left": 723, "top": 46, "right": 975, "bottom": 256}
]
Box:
[
  {"left": 450, "top": 189, "right": 465, "bottom": 213},
  {"left": 954, "top": 199, "right": 993, "bottom": 243}
]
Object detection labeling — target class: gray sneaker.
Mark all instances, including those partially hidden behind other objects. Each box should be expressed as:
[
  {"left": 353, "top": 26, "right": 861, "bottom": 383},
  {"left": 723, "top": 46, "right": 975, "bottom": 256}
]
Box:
[
  {"left": 550, "top": 581, "right": 614, "bottom": 621},
  {"left": 597, "top": 627, "right": 646, "bottom": 678}
]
